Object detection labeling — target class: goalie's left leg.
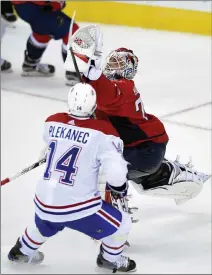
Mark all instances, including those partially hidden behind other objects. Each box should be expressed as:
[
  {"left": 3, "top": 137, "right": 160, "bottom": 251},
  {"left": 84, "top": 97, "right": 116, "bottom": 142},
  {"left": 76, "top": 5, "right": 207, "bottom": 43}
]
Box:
[{"left": 132, "top": 158, "right": 211, "bottom": 205}]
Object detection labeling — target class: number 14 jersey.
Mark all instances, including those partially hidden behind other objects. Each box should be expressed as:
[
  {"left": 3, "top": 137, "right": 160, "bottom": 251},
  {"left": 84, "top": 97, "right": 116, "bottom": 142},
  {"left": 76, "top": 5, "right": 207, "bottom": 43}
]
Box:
[{"left": 35, "top": 113, "right": 127, "bottom": 223}]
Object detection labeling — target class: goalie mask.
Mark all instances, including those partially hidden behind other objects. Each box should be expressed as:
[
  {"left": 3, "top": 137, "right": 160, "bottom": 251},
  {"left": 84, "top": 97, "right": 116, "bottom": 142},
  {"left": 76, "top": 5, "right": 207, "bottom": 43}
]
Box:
[{"left": 103, "top": 48, "right": 138, "bottom": 80}]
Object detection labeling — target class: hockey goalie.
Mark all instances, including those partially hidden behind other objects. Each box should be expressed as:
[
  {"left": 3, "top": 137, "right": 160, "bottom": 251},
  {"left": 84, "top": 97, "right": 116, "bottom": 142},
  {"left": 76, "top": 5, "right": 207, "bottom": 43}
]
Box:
[{"left": 65, "top": 24, "right": 211, "bottom": 215}]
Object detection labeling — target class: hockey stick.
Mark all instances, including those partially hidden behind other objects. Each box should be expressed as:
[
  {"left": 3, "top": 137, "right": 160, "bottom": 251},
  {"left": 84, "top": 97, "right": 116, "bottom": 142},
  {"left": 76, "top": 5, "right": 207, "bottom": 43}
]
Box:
[
  {"left": 70, "top": 47, "right": 82, "bottom": 83},
  {"left": 1, "top": 157, "right": 46, "bottom": 186},
  {"left": 68, "top": 10, "right": 82, "bottom": 83}
]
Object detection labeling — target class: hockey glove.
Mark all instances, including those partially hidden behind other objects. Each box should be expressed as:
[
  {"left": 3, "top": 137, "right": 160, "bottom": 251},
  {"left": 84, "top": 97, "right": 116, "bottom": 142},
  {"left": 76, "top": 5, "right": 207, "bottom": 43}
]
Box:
[
  {"left": 64, "top": 24, "right": 103, "bottom": 78},
  {"left": 107, "top": 182, "right": 129, "bottom": 213}
]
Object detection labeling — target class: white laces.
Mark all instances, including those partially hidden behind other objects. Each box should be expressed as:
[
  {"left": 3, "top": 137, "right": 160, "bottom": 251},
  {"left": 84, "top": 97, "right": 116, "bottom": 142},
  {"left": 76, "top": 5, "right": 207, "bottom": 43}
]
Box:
[
  {"left": 115, "top": 255, "right": 129, "bottom": 269},
  {"left": 36, "top": 63, "right": 50, "bottom": 73},
  {"left": 28, "top": 251, "right": 42, "bottom": 263}
]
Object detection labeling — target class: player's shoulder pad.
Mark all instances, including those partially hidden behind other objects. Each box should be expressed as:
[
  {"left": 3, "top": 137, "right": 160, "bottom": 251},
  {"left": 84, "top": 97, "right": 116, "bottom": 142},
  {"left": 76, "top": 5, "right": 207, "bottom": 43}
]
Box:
[
  {"left": 45, "top": 113, "right": 70, "bottom": 123},
  {"left": 86, "top": 119, "right": 119, "bottom": 137}
]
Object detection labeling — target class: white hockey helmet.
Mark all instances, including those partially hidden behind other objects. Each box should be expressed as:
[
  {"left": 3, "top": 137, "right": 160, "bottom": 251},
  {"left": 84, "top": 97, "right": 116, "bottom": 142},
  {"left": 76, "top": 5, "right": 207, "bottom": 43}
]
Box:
[
  {"left": 68, "top": 83, "right": 97, "bottom": 117},
  {"left": 103, "top": 47, "right": 138, "bottom": 80}
]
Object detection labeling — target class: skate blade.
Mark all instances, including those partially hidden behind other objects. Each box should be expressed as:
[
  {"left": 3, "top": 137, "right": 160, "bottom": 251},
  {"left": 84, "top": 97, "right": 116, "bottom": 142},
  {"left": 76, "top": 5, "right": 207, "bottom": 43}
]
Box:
[
  {"left": 22, "top": 71, "right": 54, "bottom": 77},
  {"left": 8, "top": 258, "right": 44, "bottom": 265},
  {"left": 1, "top": 68, "right": 13, "bottom": 73},
  {"left": 95, "top": 266, "right": 137, "bottom": 274}
]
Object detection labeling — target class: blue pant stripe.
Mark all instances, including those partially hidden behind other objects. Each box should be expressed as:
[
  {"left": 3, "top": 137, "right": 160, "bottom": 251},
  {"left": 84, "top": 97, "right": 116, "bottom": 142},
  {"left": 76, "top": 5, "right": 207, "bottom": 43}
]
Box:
[
  {"left": 102, "top": 246, "right": 123, "bottom": 256},
  {"left": 22, "top": 237, "right": 37, "bottom": 250}
]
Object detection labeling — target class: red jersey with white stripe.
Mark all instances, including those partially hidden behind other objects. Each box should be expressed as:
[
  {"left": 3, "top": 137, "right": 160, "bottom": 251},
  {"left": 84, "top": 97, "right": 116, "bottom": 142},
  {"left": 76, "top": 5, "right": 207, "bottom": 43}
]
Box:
[
  {"left": 86, "top": 74, "right": 169, "bottom": 147},
  {"left": 35, "top": 113, "right": 128, "bottom": 223},
  {"left": 12, "top": 1, "right": 65, "bottom": 11}
]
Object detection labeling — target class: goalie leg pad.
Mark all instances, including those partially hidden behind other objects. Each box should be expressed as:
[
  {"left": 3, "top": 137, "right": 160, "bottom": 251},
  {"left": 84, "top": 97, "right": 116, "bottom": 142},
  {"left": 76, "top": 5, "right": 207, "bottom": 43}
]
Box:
[
  {"left": 132, "top": 159, "right": 209, "bottom": 204},
  {"left": 139, "top": 179, "right": 203, "bottom": 201}
]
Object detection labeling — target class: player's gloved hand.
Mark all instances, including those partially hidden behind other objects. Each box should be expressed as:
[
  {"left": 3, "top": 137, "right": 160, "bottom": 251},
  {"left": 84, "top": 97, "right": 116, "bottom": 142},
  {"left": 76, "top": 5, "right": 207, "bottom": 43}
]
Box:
[{"left": 107, "top": 182, "right": 129, "bottom": 213}]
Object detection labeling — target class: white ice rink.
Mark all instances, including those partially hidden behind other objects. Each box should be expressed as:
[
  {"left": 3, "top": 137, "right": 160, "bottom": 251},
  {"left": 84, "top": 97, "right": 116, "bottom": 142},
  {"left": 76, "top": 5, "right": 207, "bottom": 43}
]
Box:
[{"left": 1, "top": 20, "right": 211, "bottom": 274}]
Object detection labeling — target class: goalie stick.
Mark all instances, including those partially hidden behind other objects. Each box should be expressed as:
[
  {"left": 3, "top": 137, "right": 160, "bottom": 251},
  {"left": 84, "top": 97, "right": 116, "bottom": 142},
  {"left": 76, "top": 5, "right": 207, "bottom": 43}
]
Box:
[
  {"left": 68, "top": 10, "right": 82, "bottom": 83},
  {"left": 1, "top": 157, "right": 46, "bottom": 186},
  {"left": 70, "top": 47, "right": 82, "bottom": 83}
]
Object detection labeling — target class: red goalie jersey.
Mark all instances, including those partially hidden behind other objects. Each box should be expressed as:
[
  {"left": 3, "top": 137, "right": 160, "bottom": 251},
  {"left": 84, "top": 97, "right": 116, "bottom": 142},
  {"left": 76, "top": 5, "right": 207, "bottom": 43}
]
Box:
[{"left": 86, "top": 74, "right": 169, "bottom": 147}]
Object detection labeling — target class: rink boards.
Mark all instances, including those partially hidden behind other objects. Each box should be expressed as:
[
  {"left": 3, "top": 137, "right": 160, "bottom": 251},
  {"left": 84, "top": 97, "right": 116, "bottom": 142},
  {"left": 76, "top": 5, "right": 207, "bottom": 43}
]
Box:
[{"left": 63, "top": 1, "right": 212, "bottom": 36}]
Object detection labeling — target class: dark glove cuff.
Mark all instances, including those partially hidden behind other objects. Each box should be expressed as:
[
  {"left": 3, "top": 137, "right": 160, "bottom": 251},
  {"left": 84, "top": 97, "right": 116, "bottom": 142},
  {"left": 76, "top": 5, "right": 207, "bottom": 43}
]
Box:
[{"left": 107, "top": 182, "right": 128, "bottom": 196}]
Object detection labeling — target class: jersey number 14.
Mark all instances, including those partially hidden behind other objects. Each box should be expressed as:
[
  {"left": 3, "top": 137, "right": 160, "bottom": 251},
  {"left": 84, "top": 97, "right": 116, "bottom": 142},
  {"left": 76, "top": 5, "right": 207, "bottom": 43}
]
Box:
[{"left": 43, "top": 140, "right": 81, "bottom": 186}]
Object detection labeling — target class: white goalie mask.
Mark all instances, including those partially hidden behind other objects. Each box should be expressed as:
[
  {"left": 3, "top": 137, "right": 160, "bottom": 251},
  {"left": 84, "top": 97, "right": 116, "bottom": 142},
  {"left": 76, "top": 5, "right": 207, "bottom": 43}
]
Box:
[
  {"left": 103, "top": 48, "right": 138, "bottom": 80},
  {"left": 68, "top": 83, "right": 97, "bottom": 117}
]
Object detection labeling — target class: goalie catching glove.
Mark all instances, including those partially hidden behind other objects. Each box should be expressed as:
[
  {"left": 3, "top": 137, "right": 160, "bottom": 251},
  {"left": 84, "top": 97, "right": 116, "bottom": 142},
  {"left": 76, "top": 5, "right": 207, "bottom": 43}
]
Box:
[{"left": 64, "top": 24, "right": 103, "bottom": 80}]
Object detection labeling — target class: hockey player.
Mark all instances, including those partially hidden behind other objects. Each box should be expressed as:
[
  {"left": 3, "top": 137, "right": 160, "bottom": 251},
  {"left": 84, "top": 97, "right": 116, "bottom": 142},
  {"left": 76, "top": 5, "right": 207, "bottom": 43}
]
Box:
[
  {"left": 11, "top": 1, "right": 79, "bottom": 85},
  {"left": 8, "top": 83, "right": 136, "bottom": 273},
  {"left": 1, "top": 1, "right": 18, "bottom": 72},
  {"left": 65, "top": 25, "right": 210, "bottom": 209},
  {"left": 1, "top": 18, "right": 12, "bottom": 72}
]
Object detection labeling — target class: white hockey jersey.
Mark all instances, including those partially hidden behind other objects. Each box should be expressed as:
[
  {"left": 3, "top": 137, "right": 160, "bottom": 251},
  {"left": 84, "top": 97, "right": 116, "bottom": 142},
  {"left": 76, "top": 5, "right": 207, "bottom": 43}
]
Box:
[{"left": 35, "top": 113, "right": 128, "bottom": 223}]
